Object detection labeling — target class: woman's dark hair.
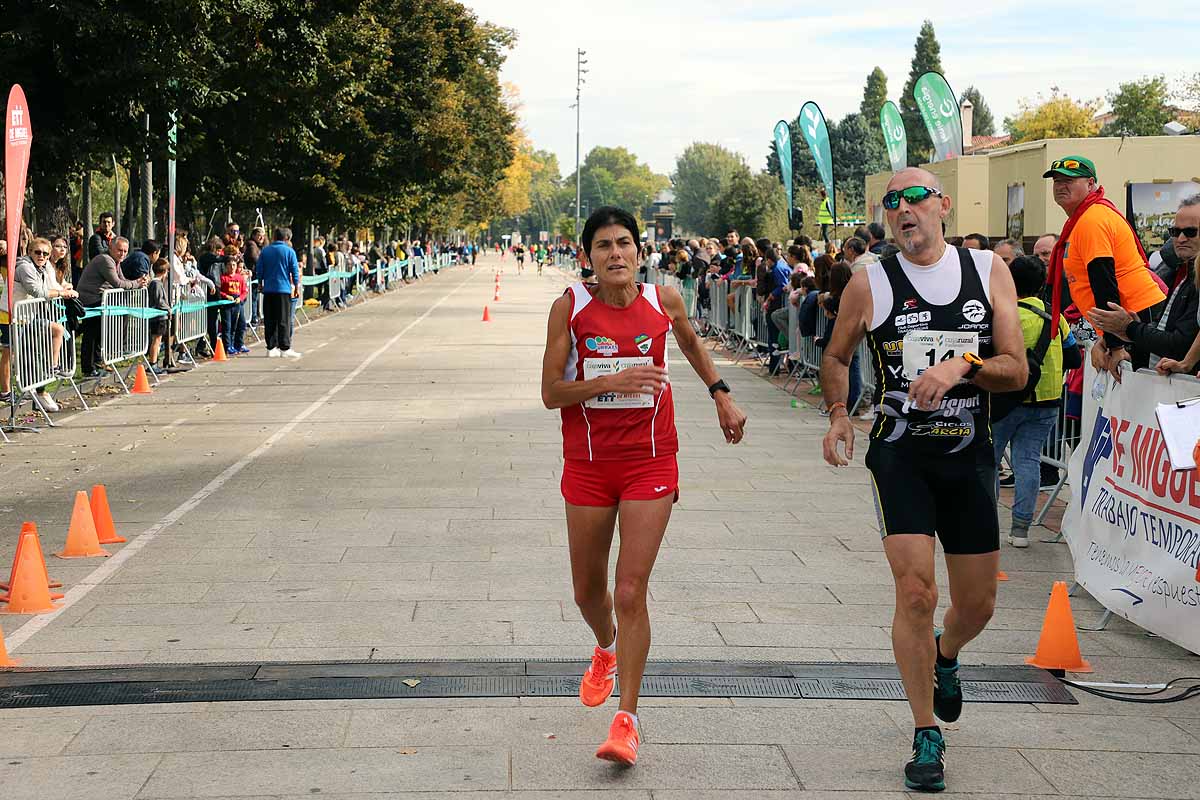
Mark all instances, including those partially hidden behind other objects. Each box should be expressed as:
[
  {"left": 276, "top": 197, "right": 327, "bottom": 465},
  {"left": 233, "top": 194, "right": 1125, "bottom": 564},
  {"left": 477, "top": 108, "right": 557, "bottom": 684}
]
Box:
[
  {"left": 739, "top": 241, "right": 759, "bottom": 270},
  {"left": 812, "top": 254, "right": 834, "bottom": 292},
  {"left": 827, "top": 261, "right": 853, "bottom": 297},
  {"left": 754, "top": 237, "right": 772, "bottom": 256},
  {"left": 787, "top": 244, "right": 812, "bottom": 266},
  {"left": 800, "top": 275, "right": 817, "bottom": 291},
  {"left": 1009, "top": 254, "right": 1047, "bottom": 298},
  {"left": 582, "top": 206, "right": 640, "bottom": 259}
]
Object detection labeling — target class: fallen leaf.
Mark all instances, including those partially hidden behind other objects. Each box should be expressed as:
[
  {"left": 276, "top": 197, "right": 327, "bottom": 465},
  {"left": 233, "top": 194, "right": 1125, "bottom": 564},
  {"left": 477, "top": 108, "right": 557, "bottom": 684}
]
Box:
[
  {"left": 542, "top": 733, "right": 556, "bottom": 740},
  {"left": 397, "top": 749, "right": 416, "bottom": 755},
  {"left": 401, "top": 678, "right": 421, "bottom": 688}
]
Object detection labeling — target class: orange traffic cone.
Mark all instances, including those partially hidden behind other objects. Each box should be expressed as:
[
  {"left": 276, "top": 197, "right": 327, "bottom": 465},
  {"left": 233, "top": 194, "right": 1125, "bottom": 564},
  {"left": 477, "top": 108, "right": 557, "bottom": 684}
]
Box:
[
  {"left": 1026, "top": 581, "right": 1092, "bottom": 673},
  {"left": 131, "top": 363, "right": 153, "bottom": 394},
  {"left": 0, "top": 624, "right": 18, "bottom": 666},
  {"left": 90, "top": 485, "right": 126, "bottom": 544},
  {"left": 56, "top": 491, "right": 111, "bottom": 559},
  {"left": 997, "top": 570, "right": 1009, "bottom": 581},
  {"left": 213, "top": 339, "right": 228, "bottom": 362},
  {"left": 1, "top": 523, "right": 63, "bottom": 600},
  {"left": 1, "top": 523, "right": 63, "bottom": 614},
  {"left": 482, "top": 306, "right": 491, "bottom": 322},
  {"left": 493, "top": 288, "right": 501, "bottom": 301}
]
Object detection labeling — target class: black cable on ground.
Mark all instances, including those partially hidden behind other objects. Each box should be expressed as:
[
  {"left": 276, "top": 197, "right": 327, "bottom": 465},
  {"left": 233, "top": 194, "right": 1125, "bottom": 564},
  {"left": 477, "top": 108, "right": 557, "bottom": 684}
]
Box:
[{"left": 1057, "top": 676, "right": 1200, "bottom": 704}]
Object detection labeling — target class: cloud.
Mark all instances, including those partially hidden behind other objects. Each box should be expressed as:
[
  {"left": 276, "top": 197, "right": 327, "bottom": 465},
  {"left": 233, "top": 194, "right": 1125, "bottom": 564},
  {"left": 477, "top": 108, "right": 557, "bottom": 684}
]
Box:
[{"left": 465, "top": 1, "right": 1197, "bottom": 176}]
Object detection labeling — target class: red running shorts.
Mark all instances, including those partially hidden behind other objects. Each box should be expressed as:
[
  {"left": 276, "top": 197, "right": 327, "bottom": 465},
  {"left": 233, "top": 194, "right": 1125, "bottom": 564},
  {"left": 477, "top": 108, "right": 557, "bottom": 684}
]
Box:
[{"left": 561, "top": 454, "right": 679, "bottom": 507}]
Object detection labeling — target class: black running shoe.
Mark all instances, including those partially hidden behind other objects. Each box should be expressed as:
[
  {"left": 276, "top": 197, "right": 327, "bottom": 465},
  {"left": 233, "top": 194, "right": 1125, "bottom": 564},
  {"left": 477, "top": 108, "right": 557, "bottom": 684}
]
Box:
[
  {"left": 933, "top": 633, "right": 963, "bottom": 723},
  {"left": 998, "top": 471, "right": 1015, "bottom": 488},
  {"left": 904, "top": 728, "right": 946, "bottom": 792}
]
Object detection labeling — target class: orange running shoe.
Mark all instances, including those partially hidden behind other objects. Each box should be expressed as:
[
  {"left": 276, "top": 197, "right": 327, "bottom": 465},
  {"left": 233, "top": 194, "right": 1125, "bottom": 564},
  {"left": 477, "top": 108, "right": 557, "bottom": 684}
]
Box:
[
  {"left": 579, "top": 645, "right": 617, "bottom": 707},
  {"left": 595, "top": 711, "right": 639, "bottom": 765}
]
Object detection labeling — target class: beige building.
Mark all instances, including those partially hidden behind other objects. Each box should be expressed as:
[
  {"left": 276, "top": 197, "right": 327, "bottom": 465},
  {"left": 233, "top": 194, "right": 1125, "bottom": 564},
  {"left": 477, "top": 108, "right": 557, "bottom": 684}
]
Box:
[{"left": 864, "top": 135, "right": 1200, "bottom": 244}]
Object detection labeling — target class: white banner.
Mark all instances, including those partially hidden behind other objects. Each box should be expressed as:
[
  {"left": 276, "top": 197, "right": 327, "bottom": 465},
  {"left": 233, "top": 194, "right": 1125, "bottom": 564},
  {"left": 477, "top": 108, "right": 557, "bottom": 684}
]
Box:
[{"left": 1064, "top": 361, "right": 1200, "bottom": 655}]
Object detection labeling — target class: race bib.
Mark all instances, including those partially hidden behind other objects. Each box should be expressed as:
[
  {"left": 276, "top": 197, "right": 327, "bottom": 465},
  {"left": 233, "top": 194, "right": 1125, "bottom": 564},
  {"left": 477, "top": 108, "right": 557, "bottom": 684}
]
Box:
[
  {"left": 584, "top": 356, "right": 658, "bottom": 409},
  {"left": 901, "top": 330, "right": 978, "bottom": 381}
]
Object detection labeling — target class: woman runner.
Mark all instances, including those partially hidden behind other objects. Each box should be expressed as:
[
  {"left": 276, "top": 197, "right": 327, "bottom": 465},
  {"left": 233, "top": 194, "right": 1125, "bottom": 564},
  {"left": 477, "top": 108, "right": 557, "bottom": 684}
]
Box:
[{"left": 541, "top": 206, "right": 747, "bottom": 765}]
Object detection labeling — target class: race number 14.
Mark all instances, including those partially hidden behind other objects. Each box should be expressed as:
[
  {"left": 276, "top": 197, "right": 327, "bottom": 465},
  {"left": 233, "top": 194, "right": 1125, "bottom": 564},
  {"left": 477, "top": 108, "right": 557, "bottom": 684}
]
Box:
[{"left": 901, "top": 331, "right": 978, "bottom": 381}]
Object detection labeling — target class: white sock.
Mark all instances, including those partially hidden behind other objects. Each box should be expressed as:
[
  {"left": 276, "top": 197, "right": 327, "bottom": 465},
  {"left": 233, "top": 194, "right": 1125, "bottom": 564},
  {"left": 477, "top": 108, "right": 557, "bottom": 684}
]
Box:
[
  {"left": 616, "top": 710, "right": 638, "bottom": 729},
  {"left": 601, "top": 627, "right": 617, "bottom": 653}
]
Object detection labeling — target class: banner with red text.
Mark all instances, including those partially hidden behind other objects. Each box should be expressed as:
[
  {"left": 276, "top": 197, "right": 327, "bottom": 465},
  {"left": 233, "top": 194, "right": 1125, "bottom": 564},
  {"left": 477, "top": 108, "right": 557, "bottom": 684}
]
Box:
[
  {"left": 5, "top": 84, "right": 32, "bottom": 319},
  {"left": 1065, "top": 361, "right": 1200, "bottom": 655}
]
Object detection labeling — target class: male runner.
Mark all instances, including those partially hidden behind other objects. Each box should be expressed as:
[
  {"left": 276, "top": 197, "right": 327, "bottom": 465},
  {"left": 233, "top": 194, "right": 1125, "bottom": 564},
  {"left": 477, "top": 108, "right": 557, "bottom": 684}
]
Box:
[
  {"left": 820, "top": 168, "right": 1027, "bottom": 792},
  {"left": 541, "top": 206, "right": 746, "bottom": 766}
]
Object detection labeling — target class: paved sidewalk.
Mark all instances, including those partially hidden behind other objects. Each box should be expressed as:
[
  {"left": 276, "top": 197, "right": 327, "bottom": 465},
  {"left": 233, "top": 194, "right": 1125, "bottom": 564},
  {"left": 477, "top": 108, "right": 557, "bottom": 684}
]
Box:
[{"left": 0, "top": 254, "right": 1196, "bottom": 798}]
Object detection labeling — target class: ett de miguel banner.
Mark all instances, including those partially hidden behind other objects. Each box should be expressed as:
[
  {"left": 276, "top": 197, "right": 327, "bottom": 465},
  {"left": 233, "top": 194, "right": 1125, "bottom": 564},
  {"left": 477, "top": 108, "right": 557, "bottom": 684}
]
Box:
[
  {"left": 913, "top": 72, "right": 962, "bottom": 162},
  {"left": 1065, "top": 360, "right": 1200, "bottom": 655},
  {"left": 773, "top": 119, "right": 793, "bottom": 213},
  {"left": 5, "top": 84, "right": 32, "bottom": 319}
]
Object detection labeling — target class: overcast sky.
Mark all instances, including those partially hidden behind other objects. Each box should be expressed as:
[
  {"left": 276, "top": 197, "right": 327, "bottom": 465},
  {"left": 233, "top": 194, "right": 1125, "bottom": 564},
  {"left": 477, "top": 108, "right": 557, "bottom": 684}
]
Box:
[{"left": 463, "top": 1, "right": 1197, "bottom": 177}]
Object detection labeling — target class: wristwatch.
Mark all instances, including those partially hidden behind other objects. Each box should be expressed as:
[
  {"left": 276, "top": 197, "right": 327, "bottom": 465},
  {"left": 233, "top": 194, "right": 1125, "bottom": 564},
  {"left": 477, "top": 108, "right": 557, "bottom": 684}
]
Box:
[
  {"left": 961, "top": 352, "right": 984, "bottom": 381},
  {"left": 708, "top": 379, "right": 731, "bottom": 398}
]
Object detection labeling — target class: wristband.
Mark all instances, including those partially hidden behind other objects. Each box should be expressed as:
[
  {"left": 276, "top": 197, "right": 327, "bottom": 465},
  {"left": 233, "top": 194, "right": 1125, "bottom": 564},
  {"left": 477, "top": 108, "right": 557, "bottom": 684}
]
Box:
[
  {"left": 708, "top": 379, "right": 730, "bottom": 398},
  {"left": 828, "top": 401, "right": 848, "bottom": 418}
]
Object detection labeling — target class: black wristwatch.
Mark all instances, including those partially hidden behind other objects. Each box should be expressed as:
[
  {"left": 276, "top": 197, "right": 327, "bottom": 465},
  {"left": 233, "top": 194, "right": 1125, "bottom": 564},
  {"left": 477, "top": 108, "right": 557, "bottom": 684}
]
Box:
[{"left": 708, "top": 379, "right": 731, "bottom": 398}]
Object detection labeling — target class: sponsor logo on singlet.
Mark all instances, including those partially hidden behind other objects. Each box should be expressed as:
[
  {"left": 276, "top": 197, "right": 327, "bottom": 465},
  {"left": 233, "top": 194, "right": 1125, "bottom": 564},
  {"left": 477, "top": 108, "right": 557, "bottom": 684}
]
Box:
[
  {"left": 902, "top": 298, "right": 918, "bottom": 310},
  {"left": 585, "top": 336, "right": 618, "bottom": 356},
  {"left": 893, "top": 310, "right": 932, "bottom": 331},
  {"left": 634, "top": 334, "right": 652, "bottom": 355},
  {"left": 961, "top": 299, "right": 987, "bottom": 323}
]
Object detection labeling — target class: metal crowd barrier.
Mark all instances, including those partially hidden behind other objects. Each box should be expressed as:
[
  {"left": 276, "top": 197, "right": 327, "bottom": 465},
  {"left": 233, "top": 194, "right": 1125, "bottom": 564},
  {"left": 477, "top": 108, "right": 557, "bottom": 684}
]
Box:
[
  {"left": 175, "top": 293, "right": 208, "bottom": 361},
  {"left": 101, "top": 287, "right": 158, "bottom": 393},
  {"left": 242, "top": 281, "right": 261, "bottom": 343},
  {"left": 11, "top": 298, "right": 87, "bottom": 424}
]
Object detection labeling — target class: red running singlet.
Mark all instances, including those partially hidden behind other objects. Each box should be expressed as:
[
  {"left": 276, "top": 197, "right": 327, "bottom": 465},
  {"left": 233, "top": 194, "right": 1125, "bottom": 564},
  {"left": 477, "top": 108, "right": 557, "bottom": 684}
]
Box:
[{"left": 560, "top": 282, "right": 678, "bottom": 462}]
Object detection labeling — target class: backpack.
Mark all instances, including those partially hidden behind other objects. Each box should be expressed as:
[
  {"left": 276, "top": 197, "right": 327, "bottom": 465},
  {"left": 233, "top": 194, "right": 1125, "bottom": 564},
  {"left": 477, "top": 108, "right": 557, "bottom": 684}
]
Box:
[{"left": 990, "top": 301, "right": 1054, "bottom": 422}]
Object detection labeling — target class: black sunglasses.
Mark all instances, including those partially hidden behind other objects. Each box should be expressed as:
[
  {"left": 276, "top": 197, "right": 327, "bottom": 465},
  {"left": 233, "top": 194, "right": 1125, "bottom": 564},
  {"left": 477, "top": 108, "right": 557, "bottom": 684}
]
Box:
[
  {"left": 882, "top": 186, "right": 943, "bottom": 210},
  {"left": 1168, "top": 226, "right": 1199, "bottom": 239},
  {"left": 31, "top": 249, "right": 50, "bottom": 256}
]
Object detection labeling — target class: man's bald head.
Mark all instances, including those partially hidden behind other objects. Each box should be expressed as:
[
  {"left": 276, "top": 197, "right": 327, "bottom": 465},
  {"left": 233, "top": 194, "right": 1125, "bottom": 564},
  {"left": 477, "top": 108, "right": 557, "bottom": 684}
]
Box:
[{"left": 886, "top": 167, "right": 943, "bottom": 194}]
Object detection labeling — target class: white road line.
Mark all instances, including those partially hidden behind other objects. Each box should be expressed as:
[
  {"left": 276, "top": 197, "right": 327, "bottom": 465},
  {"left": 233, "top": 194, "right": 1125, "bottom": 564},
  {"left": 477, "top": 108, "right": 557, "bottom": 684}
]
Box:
[
  {"left": 226, "top": 388, "right": 245, "bottom": 397},
  {"left": 6, "top": 269, "right": 477, "bottom": 652},
  {"left": 162, "top": 417, "right": 188, "bottom": 431}
]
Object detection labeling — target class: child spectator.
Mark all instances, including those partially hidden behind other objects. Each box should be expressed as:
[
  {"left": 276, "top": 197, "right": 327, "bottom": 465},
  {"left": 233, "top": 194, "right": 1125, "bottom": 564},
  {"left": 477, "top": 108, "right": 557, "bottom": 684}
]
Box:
[
  {"left": 219, "top": 247, "right": 248, "bottom": 355},
  {"left": 147, "top": 258, "right": 171, "bottom": 374}
]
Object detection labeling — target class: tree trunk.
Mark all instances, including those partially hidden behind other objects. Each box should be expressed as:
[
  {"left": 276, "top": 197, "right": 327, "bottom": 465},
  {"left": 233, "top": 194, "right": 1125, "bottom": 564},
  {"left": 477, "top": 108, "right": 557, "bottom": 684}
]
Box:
[{"left": 82, "top": 172, "right": 93, "bottom": 230}]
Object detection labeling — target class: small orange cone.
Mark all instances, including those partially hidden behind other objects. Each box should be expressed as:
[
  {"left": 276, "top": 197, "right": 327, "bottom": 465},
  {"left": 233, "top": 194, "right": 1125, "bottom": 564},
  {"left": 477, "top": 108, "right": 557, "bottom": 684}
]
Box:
[
  {"left": 0, "top": 625, "right": 19, "bottom": 666},
  {"left": 997, "top": 570, "right": 1009, "bottom": 581},
  {"left": 56, "top": 491, "right": 111, "bottom": 559},
  {"left": 2, "top": 523, "right": 63, "bottom": 614},
  {"left": 493, "top": 288, "right": 501, "bottom": 301},
  {"left": 482, "top": 306, "right": 491, "bottom": 322},
  {"left": 90, "top": 485, "right": 126, "bottom": 544},
  {"left": 131, "top": 363, "right": 153, "bottom": 394},
  {"left": 1026, "top": 580, "right": 1092, "bottom": 673},
  {"left": 1, "top": 523, "right": 63, "bottom": 599},
  {"left": 213, "top": 339, "right": 228, "bottom": 362}
]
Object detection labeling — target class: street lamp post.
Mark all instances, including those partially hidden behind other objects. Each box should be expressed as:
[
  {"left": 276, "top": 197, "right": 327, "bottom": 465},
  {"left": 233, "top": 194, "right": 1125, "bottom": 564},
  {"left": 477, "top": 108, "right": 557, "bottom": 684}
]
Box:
[{"left": 573, "top": 49, "right": 587, "bottom": 242}]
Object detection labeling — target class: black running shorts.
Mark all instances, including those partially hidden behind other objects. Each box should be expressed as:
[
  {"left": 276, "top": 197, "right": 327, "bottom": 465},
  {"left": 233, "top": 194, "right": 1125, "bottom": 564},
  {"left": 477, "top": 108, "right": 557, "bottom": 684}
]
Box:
[{"left": 864, "top": 442, "right": 999, "bottom": 555}]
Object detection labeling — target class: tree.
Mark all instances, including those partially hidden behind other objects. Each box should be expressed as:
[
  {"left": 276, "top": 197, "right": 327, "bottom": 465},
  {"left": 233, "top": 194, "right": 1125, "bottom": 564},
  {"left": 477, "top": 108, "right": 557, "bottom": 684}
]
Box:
[
  {"left": 860, "top": 67, "right": 888, "bottom": 131},
  {"left": 1181, "top": 73, "right": 1200, "bottom": 110},
  {"left": 830, "top": 113, "right": 888, "bottom": 214},
  {"left": 1005, "top": 91, "right": 1101, "bottom": 143},
  {"left": 959, "top": 86, "right": 995, "bottom": 137},
  {"left": 671, "top": 142, "right": 745, "bottom": 234},
  {"left": 899, "top": 20, "right": 944, "bottom": 165},
  {"left": 1102, "top": 76, "right": 1171, "bottom": 136},
  {"left": 710, "top": 165, "right": 788, "bottom": 242},
  {"left": 564, "top": 146, "right": 668, "bottom": 224}
]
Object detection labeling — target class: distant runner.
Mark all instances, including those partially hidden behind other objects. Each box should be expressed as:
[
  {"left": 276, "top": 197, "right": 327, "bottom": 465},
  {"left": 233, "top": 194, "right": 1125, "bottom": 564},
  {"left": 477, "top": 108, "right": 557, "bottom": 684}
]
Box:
[
  {"left": 541, "top": 206, "right": 747, "bottom": 766},
  {"left": 820, "top": 168, "right": 1027, "bottom": 792}
]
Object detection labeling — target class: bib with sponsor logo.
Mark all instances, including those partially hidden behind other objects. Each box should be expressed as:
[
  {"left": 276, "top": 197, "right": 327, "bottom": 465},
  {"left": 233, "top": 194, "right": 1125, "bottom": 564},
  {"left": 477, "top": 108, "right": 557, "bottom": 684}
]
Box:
[
  {"left": 584, "top": 356, "right": 658, "bottom": 409},
  {"left": 866, "top": 247, "right": 994, "bottom": 454}
]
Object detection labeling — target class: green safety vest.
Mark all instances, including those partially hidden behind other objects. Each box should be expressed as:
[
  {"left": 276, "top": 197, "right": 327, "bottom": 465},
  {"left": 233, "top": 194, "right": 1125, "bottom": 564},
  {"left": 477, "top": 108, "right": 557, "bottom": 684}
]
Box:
[{"left": 816, "top": 197, "right": 833, "bottom": 224}]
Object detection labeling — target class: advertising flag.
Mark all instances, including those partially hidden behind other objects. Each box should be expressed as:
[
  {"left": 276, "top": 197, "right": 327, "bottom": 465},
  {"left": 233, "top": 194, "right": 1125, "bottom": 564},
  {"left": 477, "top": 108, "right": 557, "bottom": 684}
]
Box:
[
  {"left": 5, "top": 84, "right": 32, "bottom": 320},
  {"left": 773, "top": 120, "right": 793, "bottom": 211},
  {"left": 880, "top": 100, "right": 907, "bottom": 172},
  {"left": 798, "top": 101, "right": 835, "bottom": 221},
  {"left": 914, "top": 72, "right": 963, "bottom": 162}
]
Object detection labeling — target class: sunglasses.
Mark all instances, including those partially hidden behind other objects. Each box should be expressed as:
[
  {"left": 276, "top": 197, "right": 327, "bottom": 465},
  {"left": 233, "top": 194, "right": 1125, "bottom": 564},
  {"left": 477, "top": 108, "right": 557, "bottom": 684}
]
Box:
[
  {"left": 1050, "top": 158, "right": 1082, "bottom": 171},
  {"left": 31, "top": 249, "right": 50, "bottom": 256},
  {"left": 1168, "top": 226, "right": 1199, "bottom": 239},
  {"left": 882, "top": 186, "right": 943, "bottom": 210}
]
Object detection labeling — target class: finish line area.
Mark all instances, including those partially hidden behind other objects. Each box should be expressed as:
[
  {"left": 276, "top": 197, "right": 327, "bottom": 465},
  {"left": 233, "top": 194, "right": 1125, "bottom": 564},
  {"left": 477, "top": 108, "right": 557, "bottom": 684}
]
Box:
[{"left": 0, "top": 254, "right": 1196, "bottom": 796}]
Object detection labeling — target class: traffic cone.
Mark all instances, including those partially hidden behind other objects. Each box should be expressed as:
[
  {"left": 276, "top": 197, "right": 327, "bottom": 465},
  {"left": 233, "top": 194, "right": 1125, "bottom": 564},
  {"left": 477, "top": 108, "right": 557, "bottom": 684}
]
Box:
[
  {"left": 90, "top": 485, "right": 126, "bottom": 544},
  {"left": 0, "top": 625, "right": 18, "bottom": 666},
  {"left": 493, "top": 288, "right": 501, "bottom": 302},
  {"left": 1026, "top": 580, "right": 1092, "bottom": 673},
  {"left": 56, "top": 491, "right": 110, "bottom": 559},
  {"left": 131, "top": 363, "right": 153, "bottom": 394},
  {"left": 0, "top": 523, "right": 63, "bottom": 599},
  {"left": 482, "top": 306, "right": 491, "bottom": 322},
  {"left": 213, "top": 339, "right": 228, "bottom": 362},
  {"left": 1, "top": 523, "right": 63, "bottom": 614},
  {"left": 997, "top": 570, "right": 1009, "bottom": 581}
]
